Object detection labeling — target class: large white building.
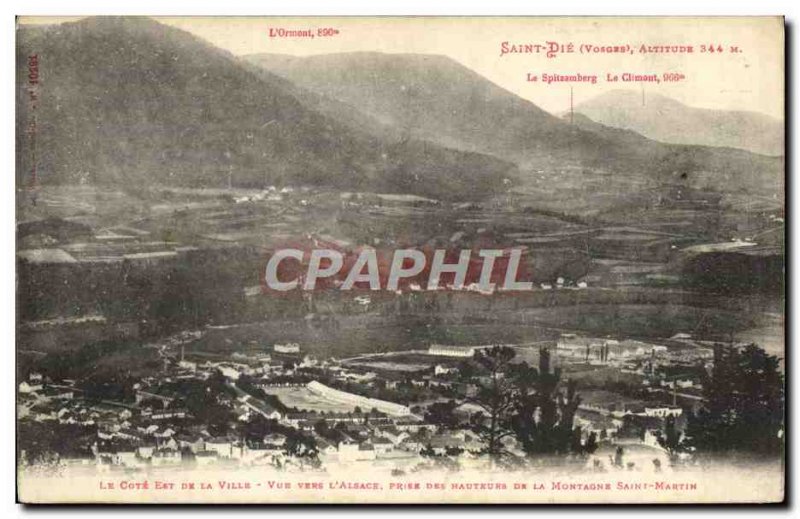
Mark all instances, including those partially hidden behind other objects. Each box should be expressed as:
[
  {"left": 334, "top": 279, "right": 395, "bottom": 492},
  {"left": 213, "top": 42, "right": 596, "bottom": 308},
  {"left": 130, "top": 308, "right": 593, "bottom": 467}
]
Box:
[
  {"left": 337, "top": 441, "right": 376, "bottom": 462},
  {"left": 428, "top": 345, "right": 479, "bottom": 358},
  {"left": 274, "top": 343, "right": 301, "bottom": 354}
]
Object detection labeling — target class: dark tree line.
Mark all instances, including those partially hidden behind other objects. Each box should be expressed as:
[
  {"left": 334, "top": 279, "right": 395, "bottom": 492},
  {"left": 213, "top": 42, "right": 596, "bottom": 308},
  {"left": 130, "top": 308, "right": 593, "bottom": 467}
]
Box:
[
  {"left": 449, "top": 345, "right": 597, "bottom": 461},
  {"left": 682, "top": 343, "right": 784, "bottom": 456},
  {"left": 427, "top": 342, "right": 784, "bottom": 464}
]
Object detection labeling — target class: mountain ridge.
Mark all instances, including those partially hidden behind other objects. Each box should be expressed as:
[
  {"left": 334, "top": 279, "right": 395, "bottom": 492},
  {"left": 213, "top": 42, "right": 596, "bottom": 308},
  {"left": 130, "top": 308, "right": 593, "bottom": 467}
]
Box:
[
  {"left": 15, "top": 17, "right": 516, "bottom": 201},
  {"left": 246, "top": 51, "right": 783, "bottom": 197},
  {"left": 573, "top": 89, "right": 783, "bottom": 156}
]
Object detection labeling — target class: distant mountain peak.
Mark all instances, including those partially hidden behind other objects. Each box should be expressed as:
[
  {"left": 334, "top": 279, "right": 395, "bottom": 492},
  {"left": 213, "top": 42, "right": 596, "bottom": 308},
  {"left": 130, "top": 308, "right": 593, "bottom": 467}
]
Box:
[
  {"left": 574, "top": 89, "right": 783, "bottom": 156},
  {"left": 246, "top": 52, "right": 782, "bottom": 199}
]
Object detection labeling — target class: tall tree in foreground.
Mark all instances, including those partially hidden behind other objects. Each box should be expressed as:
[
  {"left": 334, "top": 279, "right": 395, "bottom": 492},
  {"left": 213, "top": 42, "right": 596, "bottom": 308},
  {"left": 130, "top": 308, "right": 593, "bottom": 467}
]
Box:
[
  {"left": 509, "top": 348, "right": 591, "bottom": 456},
  {"left": 424, "top": 400, "right": 461, "bottom": 432},
  {"left": 683, "top": 343, "right": 784, "bottom": 456},
  {"left": 657, "top": 416, "right": 684, "bottom": 461},
  {"left": 463, "top": 346, "right": 519, "bottom": 459},
  {"left": 461, "top": 345, "right": 594, "bottom": 463}
]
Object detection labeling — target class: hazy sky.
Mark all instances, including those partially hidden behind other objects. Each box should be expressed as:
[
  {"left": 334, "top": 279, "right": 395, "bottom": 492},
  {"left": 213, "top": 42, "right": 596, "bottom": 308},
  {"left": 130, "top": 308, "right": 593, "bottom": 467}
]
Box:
[{"left": 20, "top": 16, "right": 785, "bottom": 119}]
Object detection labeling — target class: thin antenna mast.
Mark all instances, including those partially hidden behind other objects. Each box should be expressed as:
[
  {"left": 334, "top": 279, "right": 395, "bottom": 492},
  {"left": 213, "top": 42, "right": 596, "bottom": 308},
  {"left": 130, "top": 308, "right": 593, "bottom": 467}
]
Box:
[{"left": 570, "top": 86, "right": 574, "bottom": 125}]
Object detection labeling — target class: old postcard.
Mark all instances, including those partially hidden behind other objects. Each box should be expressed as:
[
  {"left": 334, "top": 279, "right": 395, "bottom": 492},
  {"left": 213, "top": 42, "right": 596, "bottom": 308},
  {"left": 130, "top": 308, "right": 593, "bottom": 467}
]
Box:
[{"left": 15, "top": 16, "right": 785, "bottom": 504}]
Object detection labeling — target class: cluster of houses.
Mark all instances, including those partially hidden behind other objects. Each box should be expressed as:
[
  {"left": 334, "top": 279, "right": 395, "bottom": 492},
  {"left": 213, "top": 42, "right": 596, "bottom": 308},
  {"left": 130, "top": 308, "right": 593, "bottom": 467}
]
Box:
[
  {"left": 579, "top": 389, "right": 683, "bottom": 419},
  {"left": 556, "top": 334, "right": 670, "bottom": 364},
  {"left": 555, "top": 333, "right": 708, "bottom": 392},
  {"left": 17, "top": 348, "right": 481, "bottom": 472},
  {"left": 539, "top": 276, "right": 588, "bottom": 291},
  {"left": 92, "top": 432, "right": 292, "bottom": 470},
  {"left": 18, "top": 332, "right": 708, "bottom": 473}
]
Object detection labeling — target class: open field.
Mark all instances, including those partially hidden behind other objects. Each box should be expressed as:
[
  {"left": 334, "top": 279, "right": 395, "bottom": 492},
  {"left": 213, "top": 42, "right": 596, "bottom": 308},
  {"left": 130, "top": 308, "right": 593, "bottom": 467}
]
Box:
[
  {"left": 562, "top": 366, "right": 645, "bottom": 387},
  {"left": 345, "top": 361, "right": 431, "bottom": 372},
  {"left": 178, "top": 291, "right": 777, "bottom": 361},
  {"left": 17, "top": 185, "right": 784, "bottom": 365}
]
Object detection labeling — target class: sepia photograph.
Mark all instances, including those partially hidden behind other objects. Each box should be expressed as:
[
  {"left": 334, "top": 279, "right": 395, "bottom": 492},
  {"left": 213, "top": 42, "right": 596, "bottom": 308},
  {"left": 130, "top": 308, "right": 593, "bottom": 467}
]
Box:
[{"left": 13, "top": 13, "right": 786, "bottom": 505}]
